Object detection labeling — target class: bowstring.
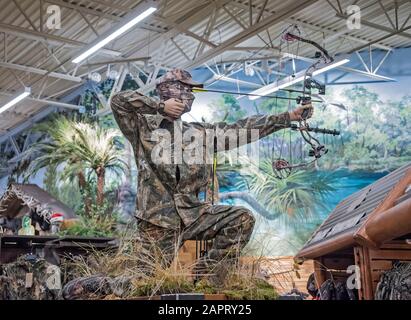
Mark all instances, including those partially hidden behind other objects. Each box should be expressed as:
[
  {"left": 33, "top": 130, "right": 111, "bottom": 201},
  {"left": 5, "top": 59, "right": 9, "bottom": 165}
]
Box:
[
  {"left": 287, "top": 26, "right": 302, "bottom": 168},
  {"left": 275, "top": 24, "right": 301, "bottom": 169},
  {"left": 288, "top": 90, "right": 293, "bottom": 166},
  {"left": 275, "top": 25, "right": 319, "bottom": 175},
  {"left": 274, "top": 28, "right": 287, "bottom": 165}
]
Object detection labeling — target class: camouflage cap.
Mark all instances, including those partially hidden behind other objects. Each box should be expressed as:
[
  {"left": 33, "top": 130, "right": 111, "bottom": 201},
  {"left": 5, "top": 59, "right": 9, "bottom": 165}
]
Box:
[{"left": 157, "top": 69, "right": 203, "bottom": 88}]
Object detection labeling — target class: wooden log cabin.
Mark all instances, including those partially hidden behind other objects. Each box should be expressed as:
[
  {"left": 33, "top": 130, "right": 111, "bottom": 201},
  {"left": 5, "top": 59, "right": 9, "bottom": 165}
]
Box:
[
  {"left": 0, "top": 183, "right": 78, "bottom": 235},
  {"left": 295, "top": 163, "right": 411, "bottom": 300}
]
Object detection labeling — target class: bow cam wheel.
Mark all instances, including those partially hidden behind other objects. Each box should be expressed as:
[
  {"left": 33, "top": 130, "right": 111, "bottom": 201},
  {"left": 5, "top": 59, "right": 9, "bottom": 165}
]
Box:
[{"left": 272, "top": 159, "right": 292, "bottom": 179}]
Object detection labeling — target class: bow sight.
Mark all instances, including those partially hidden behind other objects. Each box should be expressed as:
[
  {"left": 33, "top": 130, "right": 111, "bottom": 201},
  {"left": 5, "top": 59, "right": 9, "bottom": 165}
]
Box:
[{"left": 304, "top": 78, "right": 326, "bottom": 95}]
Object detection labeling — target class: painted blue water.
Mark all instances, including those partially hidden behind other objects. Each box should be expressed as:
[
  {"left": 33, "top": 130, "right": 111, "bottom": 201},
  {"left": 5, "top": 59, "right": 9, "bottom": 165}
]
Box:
[
  {"left": 220, "top": 169, "right": 386, "bottom": 219},
  {"left": 321, "top": 169, "right": 387, "bottom": 217},
  {"left": 220, "top": 169, "right": 386, "bottom": 255}
]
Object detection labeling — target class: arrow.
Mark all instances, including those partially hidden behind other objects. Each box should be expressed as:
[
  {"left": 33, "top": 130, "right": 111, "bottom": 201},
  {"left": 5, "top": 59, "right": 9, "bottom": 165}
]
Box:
[{"left": 192, "top": 87, "right": 323, "bottom": 103}]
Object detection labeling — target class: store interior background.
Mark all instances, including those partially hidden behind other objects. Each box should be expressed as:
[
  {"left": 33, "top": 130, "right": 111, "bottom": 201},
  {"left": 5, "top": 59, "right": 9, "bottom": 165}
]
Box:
[{"left": 0, "top": 1, "right": 410, "bottom": 257}]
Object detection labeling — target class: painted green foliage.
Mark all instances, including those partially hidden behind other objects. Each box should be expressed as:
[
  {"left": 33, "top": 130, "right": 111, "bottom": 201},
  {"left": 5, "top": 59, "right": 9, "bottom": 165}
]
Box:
[
  {"left": 207, "top": 85, "right": 411, "bottom": 252},
  {"left": 24, "top": 117, "right": 127, "bottom": 236},
  {"left": 11, "top": 83, "right": 409, "bottom": 243},
  {"left": 209, "top": 85, "right": 411, "bottom": 171}
]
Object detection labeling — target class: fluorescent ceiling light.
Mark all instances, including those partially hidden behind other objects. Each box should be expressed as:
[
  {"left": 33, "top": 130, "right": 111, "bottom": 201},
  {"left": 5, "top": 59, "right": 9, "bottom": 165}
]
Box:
[
  {"left": 0, "top": 87, "right": 31, "bottom": 114},
  {"left": 249, "top": 76, "right": 306, "bottom": 100},
  {"left": 213, "top": 74, "right": 261, "bottom": 87},
  {"left": 312, "top": 59, "right": 350, "bottom": 76},
  {"left": 249, "top": 58, "right": 350, "bottom": 100},
  {"left": 72, "top": 6, "right": 157, "bottom": 64}
]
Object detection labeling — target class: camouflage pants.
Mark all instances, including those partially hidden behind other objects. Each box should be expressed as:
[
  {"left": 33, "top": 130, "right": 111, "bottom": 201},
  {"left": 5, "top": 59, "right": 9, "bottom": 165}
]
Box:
[{"left": 136, "top": 205, "right": 255, "bottom": 283}]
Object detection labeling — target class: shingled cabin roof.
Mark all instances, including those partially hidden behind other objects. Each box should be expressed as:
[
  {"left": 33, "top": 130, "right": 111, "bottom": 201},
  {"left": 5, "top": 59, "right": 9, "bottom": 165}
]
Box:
[
  {"left": 296, "top": 163, "right": 411, "bottom": 260},
  {"left": 0, "top": 184, "right": 77, "bottom": 221}
]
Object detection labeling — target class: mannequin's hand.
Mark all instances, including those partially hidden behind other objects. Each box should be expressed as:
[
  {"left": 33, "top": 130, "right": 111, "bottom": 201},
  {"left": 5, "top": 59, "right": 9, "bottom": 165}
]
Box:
[
  {"left": 163, "top": 98, "right": 185, "bottom": 119},
  {"left": 289, "top": 104, "right": 314, "bottom": 121}
]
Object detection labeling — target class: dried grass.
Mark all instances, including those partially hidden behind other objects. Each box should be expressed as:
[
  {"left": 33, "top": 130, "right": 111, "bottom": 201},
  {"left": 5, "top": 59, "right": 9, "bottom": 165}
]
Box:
[{"left": 61, "top": 232, "right": 279, "bottom": 300}]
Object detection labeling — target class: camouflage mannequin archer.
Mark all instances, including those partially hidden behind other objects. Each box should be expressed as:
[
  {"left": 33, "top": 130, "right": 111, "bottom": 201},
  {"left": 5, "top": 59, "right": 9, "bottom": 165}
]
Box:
[{"left": 108, "top": 69, "right": 312, "bottom": 283}]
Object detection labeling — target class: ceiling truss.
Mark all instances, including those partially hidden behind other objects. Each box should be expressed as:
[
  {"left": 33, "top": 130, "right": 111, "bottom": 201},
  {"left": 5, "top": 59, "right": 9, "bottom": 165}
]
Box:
[{"left": 0, "top": 0, "right": 410, "bottom": 159}]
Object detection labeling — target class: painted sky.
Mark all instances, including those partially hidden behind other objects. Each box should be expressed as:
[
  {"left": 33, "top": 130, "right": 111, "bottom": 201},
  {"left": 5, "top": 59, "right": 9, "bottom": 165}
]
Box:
[{"left": 183, "top": 74, "right": 411, "bottom": 124}]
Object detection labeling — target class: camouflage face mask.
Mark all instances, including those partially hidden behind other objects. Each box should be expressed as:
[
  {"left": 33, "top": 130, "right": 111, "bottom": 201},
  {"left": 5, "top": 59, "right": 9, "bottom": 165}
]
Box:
[{"left": 157, "top": 81, "right": 195, "bottom": 113}]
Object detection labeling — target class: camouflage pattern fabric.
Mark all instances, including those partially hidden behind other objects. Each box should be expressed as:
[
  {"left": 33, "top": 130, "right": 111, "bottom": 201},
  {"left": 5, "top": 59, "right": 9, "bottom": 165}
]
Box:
[
  {"left": 319, "top": 279, "right": 336, "bottom": 300},
  {"left": 136, "top": 204, "right": 255, "bottom": 284},
  {"left": 62, "top": 275, "right": 133, "bottom": 300},
  {"left": 316, "top": 279, "right": 356, "bottom": 300},
  {"left": 111, "top": 91, "right": 291, "bottom": 230},
  {"left": 62, "top": 275, "right": 111, "bottom": 300},
  {"left": 306, "top": 273, "right": 318, "bottom": 298},
  {"left": 110, "top": 69, "right": 290, "bottom": 283},
  {"left": 157, "top": 81, "right": 195, "bottom": 112},
  {"left": 0, "top": 254, "right": 61, "bottom": 300},
  {"left": 375, "top": 262, "right": 411, "bottom": 300},
  {"left": 156, "top": 68, "right": 203, "bottom": 88},
  {"left": 0, "top": 276, "right": 14, "bottom": 300},
  {"left": 156, "top": 69, "right": 202, "bottom": 113}
]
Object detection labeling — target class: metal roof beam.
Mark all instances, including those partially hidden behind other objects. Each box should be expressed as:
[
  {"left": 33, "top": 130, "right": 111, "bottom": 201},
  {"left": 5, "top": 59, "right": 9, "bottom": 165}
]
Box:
[
  {"left": 336, "top": 13, "right": 411, "bottom": 40},
  {"left": 348, "top": 24, "right": 411, "bottom": 53},
  {"left": 285, "top": 53, "right": 396, "bottom": 82},
  {"left": 0, "top": 23, "right": 121, "bottom": 57},
  {"left": 287, "top": 18, "right": 394, "bottom": 51},
  {"left": 154, "top": 15, "right": 218, "bottom": 48},
  {"left": 26, "top": 97, "right": 81, "bottom": 110},
  {"left": 182, "top": 0, "right": 320, "bottom": 69},
  {"left": 0, "top": 106, "right": 57, "bottom": 145},
  {"left": 130, "top": 0, "right": 319, "bottom": 96},
  {"left": 83, "top": 57, "right": 150, "bottom": 67},
  {"left": 0, "top": 83, "right": 88, "bottom": 144},
  {"left": 229, "top": 46, "right": 279, "bottom": 52},
  {"left": 0, "top": 91, "right": 82, "bottom": 110},
  {"left": 337, "top": 66, "right": 396, "bottom": 82},
  {"left": 222, "top": 3, "right": 273, "bottom": 49},
  {"left": 0, "top": 62, "right": 82, "bottom": 82},
  {"left": 359, "top": 0, "right": 411, "bottom": 23},
  {"left": 45, "top": 0, "right": 123, "bottom": 22},
  {"left": 122, "top": 0, "right": 233, "bottom": 61},
  {"left": 82, "top": 0, "right": 132, "bottom": 13},
  {"left": 9, "top": 136, "right": 21, "bottom": 155}
]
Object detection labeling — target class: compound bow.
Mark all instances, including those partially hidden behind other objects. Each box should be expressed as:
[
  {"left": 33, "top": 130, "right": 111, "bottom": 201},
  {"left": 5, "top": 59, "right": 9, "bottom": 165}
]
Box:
[{"left": 272, "top": 25, "right": 339, "bottom": 179}]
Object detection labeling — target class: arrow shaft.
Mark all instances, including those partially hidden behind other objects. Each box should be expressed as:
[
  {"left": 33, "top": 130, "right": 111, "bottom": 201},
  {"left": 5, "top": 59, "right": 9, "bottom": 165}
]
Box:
[{"left": 193, "top": 87, "right": 323, "bottom": 103}]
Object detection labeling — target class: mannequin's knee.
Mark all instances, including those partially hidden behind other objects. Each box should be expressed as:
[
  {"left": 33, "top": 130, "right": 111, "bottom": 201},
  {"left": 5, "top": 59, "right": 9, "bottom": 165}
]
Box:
[{"left": 236, "top": 207, "right": 255, "bottom": 234}]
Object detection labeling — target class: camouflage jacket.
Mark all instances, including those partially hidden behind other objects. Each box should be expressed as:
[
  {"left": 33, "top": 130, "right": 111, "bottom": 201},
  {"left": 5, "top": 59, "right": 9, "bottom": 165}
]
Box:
[{"left": 111, "top": 91, "right": 291, "bottom": 230}]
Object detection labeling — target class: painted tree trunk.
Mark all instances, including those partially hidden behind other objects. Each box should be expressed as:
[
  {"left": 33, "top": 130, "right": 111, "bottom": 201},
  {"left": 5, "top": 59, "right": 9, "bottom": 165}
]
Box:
[
  {"left": 96, "top": 166, "right": 106, "bottom": 206},
  {"left": 219, "top": 191, "right": 277, "bottom": 220},
  {"left": 78, "top": 171, "right": 91, "bottom": 217}
]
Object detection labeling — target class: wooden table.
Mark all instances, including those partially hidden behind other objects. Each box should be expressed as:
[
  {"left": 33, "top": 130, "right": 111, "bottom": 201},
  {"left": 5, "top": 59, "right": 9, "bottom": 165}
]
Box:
[{"left": 0, "top": 235, "right": 118, "bottom": 265}]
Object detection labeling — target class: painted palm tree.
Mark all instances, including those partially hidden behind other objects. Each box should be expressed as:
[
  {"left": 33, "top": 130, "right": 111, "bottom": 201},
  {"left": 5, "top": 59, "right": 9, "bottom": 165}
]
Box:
[
  {"left": 69, "top": 122, "right": 127, "bottom": 206},
  {"left": 220, "top": 156, "right": 336, "bottom": 225},
  {"left": 25, "top": 118, "right": 88, "bottom": 189},
  {"left": 25, "top": 117, "right": 127, "bottom": 214}
]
